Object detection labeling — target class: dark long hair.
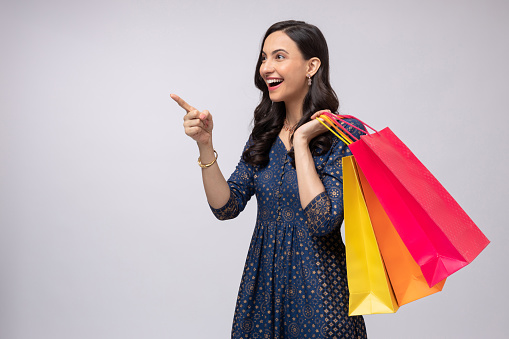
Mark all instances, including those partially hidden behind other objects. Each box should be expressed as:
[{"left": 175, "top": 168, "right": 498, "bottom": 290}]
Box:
[{"left": 242, "top": 20, "right": 339, "bottom": 167}]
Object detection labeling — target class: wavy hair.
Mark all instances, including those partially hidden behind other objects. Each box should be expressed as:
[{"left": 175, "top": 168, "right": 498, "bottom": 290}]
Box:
[{"left": 242, "top": 20, "right": 339, "bottom": 167}]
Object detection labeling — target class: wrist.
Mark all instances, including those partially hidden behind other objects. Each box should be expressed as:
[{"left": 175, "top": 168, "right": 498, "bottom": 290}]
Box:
[
  {"left": 197, "top": 136, "right": 213, "bottom": 150},
  {"left": 293, "top": 132, "right": 310, "bottom": 148},
  {"left": 197, "top": 142, "right": 215, "bottom": 164},
  {"left": 198, "top": 150, "right": 218, "bottom": 168}
]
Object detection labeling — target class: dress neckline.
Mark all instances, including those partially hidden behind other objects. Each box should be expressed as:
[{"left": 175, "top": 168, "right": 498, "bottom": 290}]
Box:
[{"left": 277, "top": 135, "right": 292, "bottom": 152}]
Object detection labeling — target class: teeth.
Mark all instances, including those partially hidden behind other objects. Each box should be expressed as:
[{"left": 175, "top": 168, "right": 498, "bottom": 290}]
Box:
[{"left": 267, "top": 79, "right": 283, "bottom": 84}]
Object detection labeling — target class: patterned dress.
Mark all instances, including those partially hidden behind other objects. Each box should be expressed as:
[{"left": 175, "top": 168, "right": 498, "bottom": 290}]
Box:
[{"left": 211, "top": 121, "right": 367, "bottom": 339}]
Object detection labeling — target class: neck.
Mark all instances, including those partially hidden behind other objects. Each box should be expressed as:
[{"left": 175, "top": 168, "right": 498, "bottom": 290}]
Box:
[{"left": 284, "top": 97, "right": 305, "bottom": 125}]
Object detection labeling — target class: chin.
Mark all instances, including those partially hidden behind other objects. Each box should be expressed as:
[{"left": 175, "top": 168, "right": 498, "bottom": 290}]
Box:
[{"left": 268, "top": 93, "right": 284, "bottom": 103}]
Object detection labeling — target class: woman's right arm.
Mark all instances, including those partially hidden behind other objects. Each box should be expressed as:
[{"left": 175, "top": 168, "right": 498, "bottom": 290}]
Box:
[{"left": 170, "top": 94, "right": 230, "bottom": 209}]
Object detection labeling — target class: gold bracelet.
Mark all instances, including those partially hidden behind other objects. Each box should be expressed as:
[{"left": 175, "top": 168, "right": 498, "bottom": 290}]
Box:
[{"left": 198, "top": 150, "right": 218, "bottom": 168}]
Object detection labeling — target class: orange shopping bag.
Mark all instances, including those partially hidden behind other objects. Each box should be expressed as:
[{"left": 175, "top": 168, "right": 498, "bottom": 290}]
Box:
[{"left": 355, "top": 157, "right": 446, "bottom": 305}]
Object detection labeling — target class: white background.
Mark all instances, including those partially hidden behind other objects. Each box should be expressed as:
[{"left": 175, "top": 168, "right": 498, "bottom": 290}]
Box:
[{"left": 1, "top": 0, "right": 507, "bottom": 338}]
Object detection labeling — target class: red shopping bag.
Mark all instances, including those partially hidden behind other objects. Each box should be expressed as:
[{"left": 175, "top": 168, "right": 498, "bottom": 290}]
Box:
[{"left": 319, "top": 113, "right": 490, "bottom": 287}]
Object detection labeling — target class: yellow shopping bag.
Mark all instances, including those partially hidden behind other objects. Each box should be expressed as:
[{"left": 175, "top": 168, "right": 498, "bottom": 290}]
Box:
[{"left": 343, "top": 156, "right": 399, "bottom": 315}]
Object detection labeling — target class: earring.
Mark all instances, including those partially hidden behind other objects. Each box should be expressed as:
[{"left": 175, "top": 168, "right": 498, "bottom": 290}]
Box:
[{"left": 307, "top": 74, "right": 312, "bottom": 86}]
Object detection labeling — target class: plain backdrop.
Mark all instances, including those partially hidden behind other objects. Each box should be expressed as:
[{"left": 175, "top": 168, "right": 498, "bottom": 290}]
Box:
[{"left": 1, "top": 0, "right": 508, "bottom": 338}]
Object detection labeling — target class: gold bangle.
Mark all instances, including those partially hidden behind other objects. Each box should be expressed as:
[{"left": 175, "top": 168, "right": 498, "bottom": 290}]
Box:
[{"left": 198, "top": 150, "right": 218, "bottom": 168}]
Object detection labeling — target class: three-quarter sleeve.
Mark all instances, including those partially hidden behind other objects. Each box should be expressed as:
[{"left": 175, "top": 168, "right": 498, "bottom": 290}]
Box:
[
  {"left": 304, "top": 118, "right": 365, "bottom": 236},
  {"left": 210, "top": 142, "right": 256, "bottom": 220}
]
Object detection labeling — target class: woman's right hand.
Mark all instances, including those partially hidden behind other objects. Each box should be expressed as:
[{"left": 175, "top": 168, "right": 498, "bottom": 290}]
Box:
[
  {"left": 170, "top": 94, "right": 230, "bottom": 209},
  {"left": 170, "top": 94, "right": 213, "bottom": 146}
]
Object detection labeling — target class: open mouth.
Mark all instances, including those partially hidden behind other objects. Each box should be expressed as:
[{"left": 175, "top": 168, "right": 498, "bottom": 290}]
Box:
[{"left": 267, "top": 79, "right": 284, "bottom": 88}]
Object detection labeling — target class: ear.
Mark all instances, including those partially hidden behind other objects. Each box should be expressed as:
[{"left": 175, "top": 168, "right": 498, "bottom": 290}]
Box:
[{"left": 306, "top": 57, "right": 321, "bottom": 77}]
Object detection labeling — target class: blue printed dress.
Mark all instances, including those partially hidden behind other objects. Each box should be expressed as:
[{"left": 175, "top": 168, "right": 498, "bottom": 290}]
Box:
[{"left": 211, "top": 122, "right": 367, "bottom": 339}]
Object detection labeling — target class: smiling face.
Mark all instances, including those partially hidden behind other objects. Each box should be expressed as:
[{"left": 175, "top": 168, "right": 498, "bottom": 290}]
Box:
[{"left": 259, "top": 31, "right": 310, "bottom": 105}]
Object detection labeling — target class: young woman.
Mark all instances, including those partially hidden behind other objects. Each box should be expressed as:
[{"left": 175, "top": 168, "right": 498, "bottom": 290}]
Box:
[{"left": 171, "top": 20, "right": 367, "bottom": 339}]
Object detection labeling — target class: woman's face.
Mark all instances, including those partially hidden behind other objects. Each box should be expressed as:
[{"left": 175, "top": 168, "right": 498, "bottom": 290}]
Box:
[{"left": 259, "top": 31, "right": 309, "bottom": 105}]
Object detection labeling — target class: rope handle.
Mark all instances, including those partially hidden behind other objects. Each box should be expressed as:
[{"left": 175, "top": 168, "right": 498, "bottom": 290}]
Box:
[
  {"left": 329, "top": 113, "right": 376, "bottom": 134},
  {"left": 317, "top": 116, "right": 353, "bottom": 145},
  {"left": 319, "top": 112, "right": 375, "bottom": 142}
]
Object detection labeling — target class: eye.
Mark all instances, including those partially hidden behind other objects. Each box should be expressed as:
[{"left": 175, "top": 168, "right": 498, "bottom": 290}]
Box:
[
  {"left": 276, "top": 54, "right": 285, "bottom": 60},
  {"left": 261, "top": 54, "right": 267, "bottom": 62}
]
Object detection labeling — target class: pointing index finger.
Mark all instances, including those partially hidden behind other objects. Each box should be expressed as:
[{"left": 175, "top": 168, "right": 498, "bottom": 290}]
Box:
[{"left": 170, "top": 93, "right": 196, "bottom": 113}]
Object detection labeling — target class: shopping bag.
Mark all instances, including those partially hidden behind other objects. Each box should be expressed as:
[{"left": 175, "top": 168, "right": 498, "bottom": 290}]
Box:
[
  {"left": 343, "top": 156, "right": 399, "bottom": 315},
  {"left": 319, "top": 113, "right": 490, "bottom": 287},
  {"left": 356, "top": 157, "right": 446, "bottom": 305}
]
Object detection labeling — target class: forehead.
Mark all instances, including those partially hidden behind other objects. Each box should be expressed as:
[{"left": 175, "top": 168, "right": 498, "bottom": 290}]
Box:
[{"left": 262, "top": 31, "right": 300, "bottom": 54}]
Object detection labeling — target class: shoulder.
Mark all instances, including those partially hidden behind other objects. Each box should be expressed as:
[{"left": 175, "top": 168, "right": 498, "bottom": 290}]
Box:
[
  {"left": 326, "top": 117, "right": 366, "bottom": 153},
  {"left": 244, "top": 136, "right": 254, "bottom": 149},
  {"left": 339, "top": 117, "right": 367, "bottom": 141},
  {"left": 342, "top": 117, "right": 366, "bottom": 132}
]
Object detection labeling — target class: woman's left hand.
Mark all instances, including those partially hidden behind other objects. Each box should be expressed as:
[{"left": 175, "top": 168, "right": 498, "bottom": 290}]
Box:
[{"left": 293, "top": 109, "right": 332, "bottom": 144}]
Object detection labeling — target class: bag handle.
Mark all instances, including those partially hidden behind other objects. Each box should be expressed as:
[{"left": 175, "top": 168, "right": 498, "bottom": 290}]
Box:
[
  {"left": 319, "top": 112, "right": 375, "bottom": 142},
  {"left": 318, "top": 115, "right": 353, "bottom": 145},
  {"left": 317, "top": 117, "right": 355, "bottom": 145},
  {"left": 327, "top": 113, "right": 376, "bottom": 134}
]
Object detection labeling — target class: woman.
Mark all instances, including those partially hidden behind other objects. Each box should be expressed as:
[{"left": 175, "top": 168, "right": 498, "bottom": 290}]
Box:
[{"left": 171, "top": 20, "right": 367, "bottom": 339}]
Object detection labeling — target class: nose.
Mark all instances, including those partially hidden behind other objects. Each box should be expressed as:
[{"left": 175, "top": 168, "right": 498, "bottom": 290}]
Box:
[{"left": 260, "top": 59, "right": 275, "bottom": 76}]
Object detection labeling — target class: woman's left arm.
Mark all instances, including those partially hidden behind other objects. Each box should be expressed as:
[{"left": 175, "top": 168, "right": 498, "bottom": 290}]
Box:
[
  {"left": 293, "top": 112, "right": 334, "bottom": 208},
  {"left": 293, "top": 129, "right": 327, "bottom": 207},
  {"left": 293, "top": 114, "right": 362, "bottom": 236}
]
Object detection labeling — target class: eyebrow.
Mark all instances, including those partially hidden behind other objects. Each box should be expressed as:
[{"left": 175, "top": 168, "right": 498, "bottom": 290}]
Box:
[{"left": 262, "top": 48, "right": 289, "bottom": 55}]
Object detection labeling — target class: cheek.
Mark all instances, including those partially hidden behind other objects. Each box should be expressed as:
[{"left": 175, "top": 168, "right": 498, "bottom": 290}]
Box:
[
  {"left": 285, "top": 73, "right": 303, "bottom": 89},
  {"left": 283, "top": 64, "right": 305, "bottom": 83},
  {"left": 259, "top": 66, "right": 269, "bottom": 83}
]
